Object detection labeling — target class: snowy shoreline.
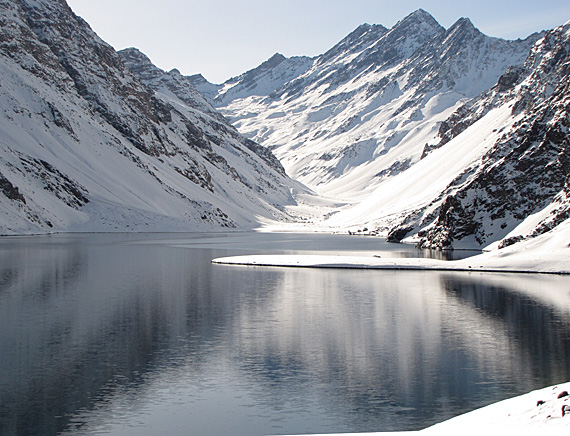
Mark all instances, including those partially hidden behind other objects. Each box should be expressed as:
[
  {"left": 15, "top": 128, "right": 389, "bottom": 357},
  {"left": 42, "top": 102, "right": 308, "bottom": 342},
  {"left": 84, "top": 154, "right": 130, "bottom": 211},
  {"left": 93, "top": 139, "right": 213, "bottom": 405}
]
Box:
[
  {"left": 217, "top": 215, "right": 570, "bottom": 276},
  {"left": 284, "top": 382, "right": 570, "bottom": 435},
  {"left": 211, "top": 252, "right": 570, "bottom": 275}
]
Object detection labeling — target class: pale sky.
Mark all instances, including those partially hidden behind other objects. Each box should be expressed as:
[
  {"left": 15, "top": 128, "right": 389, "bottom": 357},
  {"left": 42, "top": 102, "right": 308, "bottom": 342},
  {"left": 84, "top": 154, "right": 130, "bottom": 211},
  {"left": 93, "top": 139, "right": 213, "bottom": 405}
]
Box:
[{"left": 66, "top": 0, "right": 570, "bottom": 84}]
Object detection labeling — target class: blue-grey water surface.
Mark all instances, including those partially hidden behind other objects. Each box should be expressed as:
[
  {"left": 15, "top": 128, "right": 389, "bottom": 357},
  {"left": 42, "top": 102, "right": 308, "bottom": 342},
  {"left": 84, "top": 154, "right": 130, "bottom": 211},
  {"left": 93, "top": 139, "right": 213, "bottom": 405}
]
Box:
[{"left": 0, "top": 232, "right": 569, "bottom": 435}]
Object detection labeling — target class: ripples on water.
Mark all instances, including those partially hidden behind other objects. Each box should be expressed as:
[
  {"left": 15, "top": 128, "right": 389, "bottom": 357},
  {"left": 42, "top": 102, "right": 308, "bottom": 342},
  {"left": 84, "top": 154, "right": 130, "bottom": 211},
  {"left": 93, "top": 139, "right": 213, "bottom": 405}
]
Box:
[{"left": 0, "top": 233, "right": 569, "bottom": 435}]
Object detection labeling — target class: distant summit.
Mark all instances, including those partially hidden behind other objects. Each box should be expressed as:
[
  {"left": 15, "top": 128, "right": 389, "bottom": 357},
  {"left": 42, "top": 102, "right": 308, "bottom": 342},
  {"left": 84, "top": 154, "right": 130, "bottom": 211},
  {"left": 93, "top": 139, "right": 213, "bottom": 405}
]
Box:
[
  {"left": 396, "top": 8, "right": 443, "bottom": 28},
  {"left": 212, "top": 53, "right": 313, "bottom": 105}
]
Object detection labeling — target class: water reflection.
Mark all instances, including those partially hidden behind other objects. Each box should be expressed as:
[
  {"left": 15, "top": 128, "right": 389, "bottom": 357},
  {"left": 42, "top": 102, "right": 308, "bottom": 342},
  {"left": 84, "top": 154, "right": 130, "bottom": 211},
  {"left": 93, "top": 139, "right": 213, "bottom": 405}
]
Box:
[
  {"left": 439, "top": 275, "right": 570, "bottom": 387},
  {"left": 0, "top": 234, "right": 568, "bottom": 436},
  {"left": 214, "top": 268, "right": 570, "bottom": 432}
]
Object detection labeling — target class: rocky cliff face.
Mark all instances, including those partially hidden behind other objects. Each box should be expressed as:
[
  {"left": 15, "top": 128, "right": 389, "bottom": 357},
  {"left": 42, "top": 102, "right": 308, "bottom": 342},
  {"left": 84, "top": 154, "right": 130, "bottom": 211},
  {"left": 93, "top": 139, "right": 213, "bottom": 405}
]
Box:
[
  {"left": 382, "top": 22, "right": 570, "bottom": 249},
  {"left": 118, "top": 47, "right": 287, "bottom": 176},
  {"left": 0, "top": 0, "right": 296, "bottom": 234}
]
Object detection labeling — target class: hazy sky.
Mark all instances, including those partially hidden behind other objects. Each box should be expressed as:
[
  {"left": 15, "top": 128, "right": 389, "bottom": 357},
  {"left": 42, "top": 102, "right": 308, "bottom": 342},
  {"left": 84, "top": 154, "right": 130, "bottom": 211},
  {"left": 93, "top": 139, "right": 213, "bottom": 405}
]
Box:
[{"left": 66, "top": 0, "right": 570, "bottom": 84}]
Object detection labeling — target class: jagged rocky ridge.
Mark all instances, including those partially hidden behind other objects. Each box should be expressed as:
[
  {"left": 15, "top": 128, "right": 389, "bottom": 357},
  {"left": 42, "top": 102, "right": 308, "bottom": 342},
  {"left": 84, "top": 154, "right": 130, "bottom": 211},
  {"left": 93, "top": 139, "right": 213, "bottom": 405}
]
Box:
[
  {"left": 0, "top": 0, "right": 298, "bottom": 234},
  {"left": 212, "top": 10, "right": 541, "bottom": 198},
  {"left": 118, "top": 47, "right": 286, "bottom": 177},
  {"left": 395, "top": 22, "right": 570, "bottom": 249}
]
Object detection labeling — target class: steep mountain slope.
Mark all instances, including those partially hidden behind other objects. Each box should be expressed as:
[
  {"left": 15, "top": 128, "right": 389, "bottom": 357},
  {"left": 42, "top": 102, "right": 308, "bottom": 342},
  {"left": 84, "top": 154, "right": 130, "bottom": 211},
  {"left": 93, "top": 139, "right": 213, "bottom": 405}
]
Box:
[
  {"left": 215, "top": 10, "right": 541, "bottom": 204},
  {"left": 329, "top": 21, "right": 570, "bottom": 250},
  {"left": 0, "top": 0, "right": 298, "bottom": 234}
]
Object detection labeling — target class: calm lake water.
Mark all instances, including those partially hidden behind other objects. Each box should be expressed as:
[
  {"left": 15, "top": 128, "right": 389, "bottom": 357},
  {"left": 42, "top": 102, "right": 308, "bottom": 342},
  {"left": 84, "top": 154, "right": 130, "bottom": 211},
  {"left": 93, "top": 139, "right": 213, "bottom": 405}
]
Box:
[{"left": 0, "top": 232, "right": 569, "bottom": 436}]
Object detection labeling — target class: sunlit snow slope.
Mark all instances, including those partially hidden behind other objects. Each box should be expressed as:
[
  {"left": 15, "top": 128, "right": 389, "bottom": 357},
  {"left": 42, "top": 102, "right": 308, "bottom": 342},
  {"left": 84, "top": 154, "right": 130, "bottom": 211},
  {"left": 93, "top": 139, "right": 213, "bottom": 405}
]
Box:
[{"left": 215, "top": 10, "right": 540, "bottom": 202}]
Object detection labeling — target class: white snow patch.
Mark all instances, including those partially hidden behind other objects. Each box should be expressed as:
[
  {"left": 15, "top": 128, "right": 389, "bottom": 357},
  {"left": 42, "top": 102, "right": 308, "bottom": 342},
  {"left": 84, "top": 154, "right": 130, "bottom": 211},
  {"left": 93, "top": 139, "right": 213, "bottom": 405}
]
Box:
[{"left": 284, "top": 382, "right": 570, "bottom": 435}]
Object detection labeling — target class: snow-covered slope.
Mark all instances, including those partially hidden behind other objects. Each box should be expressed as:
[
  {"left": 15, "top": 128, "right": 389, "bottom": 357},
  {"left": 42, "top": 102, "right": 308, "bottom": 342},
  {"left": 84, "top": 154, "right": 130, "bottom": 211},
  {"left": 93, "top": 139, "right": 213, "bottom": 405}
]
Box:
[
  {"left": 0, "top": 0, "right": 300, "bottom": 234},
  {"left": 216, "top": 10, "right": 540, "bottom": 203},
  {"left": 214, "top": 53, "right": 313, "bottom": 106}
]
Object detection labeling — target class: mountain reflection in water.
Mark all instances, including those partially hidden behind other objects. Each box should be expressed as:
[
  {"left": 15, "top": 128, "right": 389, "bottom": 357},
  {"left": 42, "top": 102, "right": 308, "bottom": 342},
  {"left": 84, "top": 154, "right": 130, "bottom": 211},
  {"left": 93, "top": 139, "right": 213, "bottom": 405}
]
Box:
[{"left": 0, "top": 233, "right": 568, "bottom": 436}]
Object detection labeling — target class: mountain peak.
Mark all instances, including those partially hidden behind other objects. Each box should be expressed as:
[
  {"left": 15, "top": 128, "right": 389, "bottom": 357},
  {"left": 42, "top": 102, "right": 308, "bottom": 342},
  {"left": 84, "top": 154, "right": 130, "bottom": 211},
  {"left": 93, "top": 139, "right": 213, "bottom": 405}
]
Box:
[
  {"left": 356, "top": 23, "right": 373, "bottom": 31},
  {"left": 409, "top": 8, "right": 435, "bottom": 21},
  {"left": 268, "top": 52, "right": 286, "bottom": 62},
  {"left": 119, "top": 47, "right": 152, "bottom": 66},
  {"left": 118, "top": 47, "right": 164, "bottom": 82},
  {"left": 226, "top": 53, "right": 287, "bottom": 83},
  {"left": 447, "top": 17, "right": 481, "bottom": 36},
  {"left": 395, "top": 9, "right": 441, "bottom": 30},
  {"left": 263, "top": 53, "right": 287, "bottom": 69},
  {"left": 386, "top": 8, "right": 445, "bottom": 44}
]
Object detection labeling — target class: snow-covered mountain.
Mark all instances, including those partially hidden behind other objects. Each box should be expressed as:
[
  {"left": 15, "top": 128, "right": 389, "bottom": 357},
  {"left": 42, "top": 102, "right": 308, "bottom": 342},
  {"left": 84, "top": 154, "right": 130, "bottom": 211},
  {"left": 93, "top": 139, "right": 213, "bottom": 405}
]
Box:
[
  {"left": 214, "top": 10, "right": 541, "bottom": 204},
  {"left": 187, "top": 53, "right": 313, "bottom": 106},
  {"left": 323, "top": 19, "right": 570, "bottom": 250},
  {"left": 1, "top": 0, "right": 569, "bottom": 255},
  {"left": 0, "top": 0, "right": 300, "bottom": 234},
  {"left": 207, "top": 9, "right": 570, "bottom": 251},
  {"left": 387, "top": 21, "right": 570, "bottom": 250}
]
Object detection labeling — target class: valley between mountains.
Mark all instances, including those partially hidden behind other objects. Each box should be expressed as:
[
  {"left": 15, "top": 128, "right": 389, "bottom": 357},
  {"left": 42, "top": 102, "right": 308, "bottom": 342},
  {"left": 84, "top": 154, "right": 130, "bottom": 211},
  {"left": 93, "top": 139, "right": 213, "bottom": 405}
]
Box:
[{"left": 1, "top": 0, "right": 570, "bottom": 271}]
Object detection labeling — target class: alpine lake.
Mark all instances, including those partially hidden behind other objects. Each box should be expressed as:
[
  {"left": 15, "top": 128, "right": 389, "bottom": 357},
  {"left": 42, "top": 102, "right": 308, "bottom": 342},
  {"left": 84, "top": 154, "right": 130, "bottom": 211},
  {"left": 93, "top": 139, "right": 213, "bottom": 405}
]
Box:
[{"left": 1, "top": 232, "right": 569, "bottom": 435}]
